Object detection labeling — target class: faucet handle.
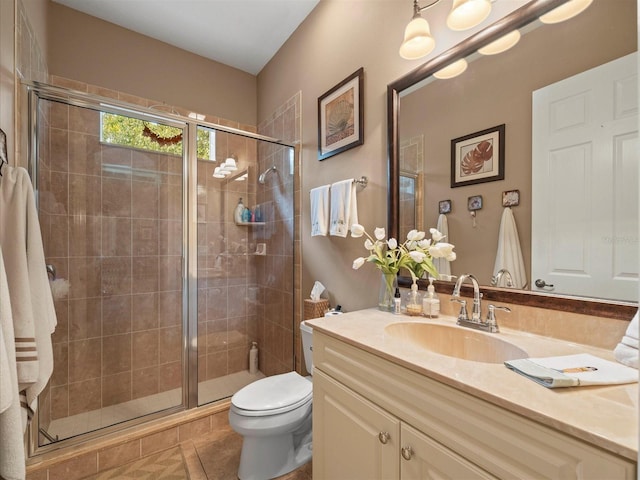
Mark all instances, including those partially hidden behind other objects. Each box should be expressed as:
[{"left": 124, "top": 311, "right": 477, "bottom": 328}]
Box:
[
  {"left": 486, "top": 304, "right": 511, "bottom": 331},
  {"left": 450, "top": 298, "right": 468, "bottom": 321}
]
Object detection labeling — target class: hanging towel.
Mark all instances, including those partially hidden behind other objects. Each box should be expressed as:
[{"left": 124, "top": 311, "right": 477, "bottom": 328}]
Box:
[
  {"left": 0, "top": 247, "right": 27, "bottom": 480},
  {"left": 614, "top": 311, "right": 638, "bottom": 369},
  {"left": 310, "top": 185, "right": 330, "bottom": 237},
  {"left": 493, "top": 207, "right": 527, "bottom": 289},
  {"left": 433, "top": 214, "right": 451, "bottom": 279},
  {"left": 0, "top": 165, "right": 57, "bottom": 425},
  {"left": 329, "top": 179, "right": 358, "bottom": 237}
]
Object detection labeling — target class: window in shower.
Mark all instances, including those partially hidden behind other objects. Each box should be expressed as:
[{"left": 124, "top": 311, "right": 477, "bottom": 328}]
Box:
[
  {"left": 36, "top": 98, "right": 187, "bottom": 444},
  {"left": 100, "top": 112, "right": 213, "bottom": 158}
]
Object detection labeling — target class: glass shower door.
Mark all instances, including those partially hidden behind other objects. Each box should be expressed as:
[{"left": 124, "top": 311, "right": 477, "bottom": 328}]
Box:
[{"left": 35, "top": 97, "right": 187, "bottom": 444}]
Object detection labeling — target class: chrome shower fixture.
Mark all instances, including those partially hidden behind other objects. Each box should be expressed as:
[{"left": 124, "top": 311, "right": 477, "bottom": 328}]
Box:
[{"left": 258, "top": 165, "right": 277, "bottom": 184}]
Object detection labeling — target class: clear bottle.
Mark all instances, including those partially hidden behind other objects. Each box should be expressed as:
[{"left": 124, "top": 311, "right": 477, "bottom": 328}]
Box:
[
  {"left": 234, "top": 198, "right": 245, "bottom": 224},
  {"left": 249, "top": 342, "right": 258, "bottom": 374},
  {"left": 422, "top": 278, "right": 440, "bottom": 318},
  {"left": 404, "top": 282, "right": 423, "bottom": 316}
]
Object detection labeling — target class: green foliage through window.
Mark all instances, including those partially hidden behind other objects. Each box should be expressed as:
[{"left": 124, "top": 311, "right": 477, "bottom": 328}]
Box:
[{"left": 101, "top": 113, "right": 212, "bottom": 159}]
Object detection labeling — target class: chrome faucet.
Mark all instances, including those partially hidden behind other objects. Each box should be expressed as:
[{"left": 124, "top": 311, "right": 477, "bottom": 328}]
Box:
[
  {"left": 491, "top": 268, "right": 514, "bottom": 288},
  {"left": 451, "top": 274, "right": 482, "bottom": 322},
  {"left": 451, "top": 273, "right": 509, "bottom": 333}
]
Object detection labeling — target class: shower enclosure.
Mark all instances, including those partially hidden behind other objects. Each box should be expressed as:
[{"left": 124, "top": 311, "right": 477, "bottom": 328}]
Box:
[{"left": 26, "top": 82, "right": 296, "bottom": 453}]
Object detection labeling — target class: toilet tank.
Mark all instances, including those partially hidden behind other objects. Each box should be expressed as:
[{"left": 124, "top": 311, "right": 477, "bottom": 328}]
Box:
[{"left": 300, "top": 321, "right": 313, "bottom": 374}]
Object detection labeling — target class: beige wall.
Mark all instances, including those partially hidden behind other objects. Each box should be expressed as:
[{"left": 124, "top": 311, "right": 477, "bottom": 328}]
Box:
[
  {"left": 48, "top": 2, "right": 257, "bottom": 126},
  {"left": 257, "top": 0, "right": 530, "bottom": 312}
]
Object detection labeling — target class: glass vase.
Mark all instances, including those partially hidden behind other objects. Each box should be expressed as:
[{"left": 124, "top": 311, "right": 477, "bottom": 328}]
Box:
[{"left": 378, "top": 272, "right": 398, "bottom": 312}]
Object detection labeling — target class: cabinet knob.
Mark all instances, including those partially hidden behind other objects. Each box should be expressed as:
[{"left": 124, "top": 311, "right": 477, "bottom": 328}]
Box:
[
  {"left": 401, "top": 446, "right": 413, "bottom": 460},
  {"left": 378, "top": 432, "right": 390, "bottom": 444}
]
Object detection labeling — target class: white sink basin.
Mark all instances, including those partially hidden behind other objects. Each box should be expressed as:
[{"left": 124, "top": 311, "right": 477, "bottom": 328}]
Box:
[{"left": 384, "top": 321, "right": 528, "bottom": 364}]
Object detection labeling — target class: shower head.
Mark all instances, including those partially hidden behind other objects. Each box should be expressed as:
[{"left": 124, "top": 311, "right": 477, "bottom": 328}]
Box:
[{"left": 258, "top": 165, "right": 277, "bottom": 184}]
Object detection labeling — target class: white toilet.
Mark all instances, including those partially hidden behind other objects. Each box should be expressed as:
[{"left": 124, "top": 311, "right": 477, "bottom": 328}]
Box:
[{"left": 229, "top": 321, "right": 314, "bottom": 480}]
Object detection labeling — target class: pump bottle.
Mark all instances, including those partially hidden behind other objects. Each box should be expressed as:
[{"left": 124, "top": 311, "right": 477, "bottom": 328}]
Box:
[{"left": 423, "top": 278, "right": 440, "bottom": 318}]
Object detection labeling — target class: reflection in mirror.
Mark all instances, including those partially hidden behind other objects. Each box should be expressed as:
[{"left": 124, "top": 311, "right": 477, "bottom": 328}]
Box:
[{"left": 388, "top": 0, "right": 638, "bottom": 304}]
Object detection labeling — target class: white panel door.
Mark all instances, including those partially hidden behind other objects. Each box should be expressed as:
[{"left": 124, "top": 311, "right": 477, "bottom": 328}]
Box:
[{"left": 532, "top": 53, "right": 638, "bottom": 301}]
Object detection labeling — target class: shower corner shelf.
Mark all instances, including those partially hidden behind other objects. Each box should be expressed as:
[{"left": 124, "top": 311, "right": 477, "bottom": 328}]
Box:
[{"left": 235, "top": 221, "right": 266, "bottom": 226}]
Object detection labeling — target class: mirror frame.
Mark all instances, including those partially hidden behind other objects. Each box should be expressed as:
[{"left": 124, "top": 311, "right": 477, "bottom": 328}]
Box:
[{"left": 387, "top": 0, "right": 637, "bottom": 320}]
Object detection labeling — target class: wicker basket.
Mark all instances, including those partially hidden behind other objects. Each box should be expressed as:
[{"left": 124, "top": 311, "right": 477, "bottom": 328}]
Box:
[{"left": 304, "top": 299, "right": 330, "bottom": 320}]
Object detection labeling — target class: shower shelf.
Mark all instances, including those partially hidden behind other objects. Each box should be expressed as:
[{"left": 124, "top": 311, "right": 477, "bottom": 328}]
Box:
[{"left": 235, "top": 221, "right": 265, "bottom": 226}]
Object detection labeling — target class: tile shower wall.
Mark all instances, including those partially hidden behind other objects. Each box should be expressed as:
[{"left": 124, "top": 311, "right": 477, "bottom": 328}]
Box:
[
  {"left": 196, "top": 131, "right": 260, "bottom": 384},
  {"left": 39, "top": 100, "right": 184, "bottom": 423},
  {"left": 257, "top": 92, "right": 301, "bottom": 376}
]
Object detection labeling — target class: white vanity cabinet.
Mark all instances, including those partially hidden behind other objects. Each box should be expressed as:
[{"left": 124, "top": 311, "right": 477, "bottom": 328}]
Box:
[{"left": 312, "top": 330, "right": 636, "bottom": 480}]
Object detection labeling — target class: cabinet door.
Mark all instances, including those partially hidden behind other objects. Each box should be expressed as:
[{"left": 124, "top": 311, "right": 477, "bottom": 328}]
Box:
[
  {"left": 313, "top": 369, "right": 400, "bottom": 480},
  {"left": 400, "top": 423, "right": 497, "bottom": 480}
]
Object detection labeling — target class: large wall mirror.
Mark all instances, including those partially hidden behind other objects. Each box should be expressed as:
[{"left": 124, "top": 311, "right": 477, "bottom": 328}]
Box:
[{"left": 388, "top": 0, "right": 638, "bottom": 319}]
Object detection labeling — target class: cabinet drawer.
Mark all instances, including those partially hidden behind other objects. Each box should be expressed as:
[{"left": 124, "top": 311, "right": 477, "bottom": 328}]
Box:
[{"left": 314, "top": 331, "right": 636, "bottom": 479}]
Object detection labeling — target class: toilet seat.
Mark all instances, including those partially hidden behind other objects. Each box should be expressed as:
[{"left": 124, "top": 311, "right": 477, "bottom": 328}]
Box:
[{"left": 231, "top": 372, "right": 312, "bottom": 417}]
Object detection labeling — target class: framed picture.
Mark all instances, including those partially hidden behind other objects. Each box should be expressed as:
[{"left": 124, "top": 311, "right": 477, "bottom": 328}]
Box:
[
  {"left": 451, "top": 124, "right": 505, "bottom": 188},
  {"left": 318, "top": 68, "right": 364, "bottom": 161},
  {"left": 502, "top": 189, "right": 520, "bottom": 207},
  {"left": 438, "top": 200, "right": 452, "bottom": 214},
  {"left": 467, "top": 195, "right": 483, "bottom": 211}
]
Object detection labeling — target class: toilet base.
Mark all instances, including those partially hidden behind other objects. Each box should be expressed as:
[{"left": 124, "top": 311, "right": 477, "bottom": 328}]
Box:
[{"left": 237, "top": 417, "right": 312, "bottom": 480}]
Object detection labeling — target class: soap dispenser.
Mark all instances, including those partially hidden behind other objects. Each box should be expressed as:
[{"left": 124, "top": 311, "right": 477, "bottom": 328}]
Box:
[
  {"left": 422, "top": 277, "right": 440, "bottom": 318},
  {"left": 404, "top": 282, "right": 423, "bottom": 316},
  {"left": 234, "top": 198, "right": 245, "bottom": 224}
]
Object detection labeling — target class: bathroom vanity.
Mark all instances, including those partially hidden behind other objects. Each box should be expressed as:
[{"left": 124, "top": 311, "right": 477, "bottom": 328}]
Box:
[{"left": 308, "top": 309, "right": 637, "bottom": 479}]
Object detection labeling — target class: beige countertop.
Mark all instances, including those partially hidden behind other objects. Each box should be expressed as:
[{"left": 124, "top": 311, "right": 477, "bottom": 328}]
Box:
[{"left": 307, "top": 308, "right": 638, "bottom": 461}]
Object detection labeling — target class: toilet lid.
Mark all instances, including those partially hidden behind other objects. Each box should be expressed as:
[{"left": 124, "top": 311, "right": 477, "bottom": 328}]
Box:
[{"left": 232, "top": 372, "right": 312, "bottom": 412}]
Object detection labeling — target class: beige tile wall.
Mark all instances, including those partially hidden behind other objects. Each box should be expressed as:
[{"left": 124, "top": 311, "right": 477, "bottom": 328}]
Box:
[
  {"left": 40, "top": 100, "right": 184, "bottom": 421},
  {"left": 256, "top": 91, "right": 301, "bottom": 376}
]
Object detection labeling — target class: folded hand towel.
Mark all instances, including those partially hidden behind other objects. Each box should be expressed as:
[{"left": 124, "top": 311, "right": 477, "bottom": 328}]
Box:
[
  {"left": 433, "top": 214, "right": 451, "bottom": 278},
  {"left": 310, "top": 185, "right": 330, "bottom": 237},
  {"left": 614, "top": 311, "right": 638, "bottom": 368},
  {"left": 493, "top": 207, "right": 527, "bottom": 288},
  {"left": 505, "top": 353, "right": 638, "bottom": 388},
  {"left": 329, "top": 179, "right": 358, "bottom": 237}
]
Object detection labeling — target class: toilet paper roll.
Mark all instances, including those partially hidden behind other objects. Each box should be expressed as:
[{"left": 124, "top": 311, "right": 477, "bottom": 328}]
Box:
[{"left": 325, "top": 311, "right": 343, "bottom": 318}]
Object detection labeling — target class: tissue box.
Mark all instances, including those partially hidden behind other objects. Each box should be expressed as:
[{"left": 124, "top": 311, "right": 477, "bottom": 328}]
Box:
[{"left": 304, "top": 299, "right": 329, "bottom": 320}]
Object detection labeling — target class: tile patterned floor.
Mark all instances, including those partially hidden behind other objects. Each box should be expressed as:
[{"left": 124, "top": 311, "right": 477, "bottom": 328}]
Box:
[
  {"left": 85, "top": 426, "right": 312, "bottom": 480},
  {"left": 84, "top": 447, "right": 189, "bottom": 479}
]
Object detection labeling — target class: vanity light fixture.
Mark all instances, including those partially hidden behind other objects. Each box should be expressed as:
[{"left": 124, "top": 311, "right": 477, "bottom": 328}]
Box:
[
  {"left": 399, "top": 0, "right": 438, "bottom": 60},
  {"left": 433, "top": 58, "right": 468, "bottom": 79},
  {"left": 478, "top": 29, "right": 521, "bottom": 55},
  {"left": 212, "top": 166, "right": 229, "bottom": 178},
  {"left": 539, "top": 0, "right": 593, "bottom": 24},
  {"left": 221, "top": 156, "right": 238, "bottom": 172},
  {"left": 446, "top": 0, "right": 492, "bottom": 31},
  {"left": 400, "top": 0, "right": 493, "bottom": 60}
]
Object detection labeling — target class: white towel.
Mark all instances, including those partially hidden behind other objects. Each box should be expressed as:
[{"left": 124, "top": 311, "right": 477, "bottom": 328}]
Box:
[
  {"left": 329, "top": 179, "right": 358, "bottom": 237},
  {"left": 0, "top": 165, "right": 57, "bottom": 424},
  {"left": 433, "top": 214, "right": 451, "bottom": 279},
  {"left": 493, "top": 207, "right": 527, "bottom": 289},
  {"left": 310, "top": 185, "right": 330, "bottom": 237},
  {"left": 0, "top": 247, "right": 27, "bottom": 480},
  {"left": 614, "top": 311, "right": 638, "bottom": 369},
  {"left": 506, "top": 353, "right": 638, "bottom": 388}
]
